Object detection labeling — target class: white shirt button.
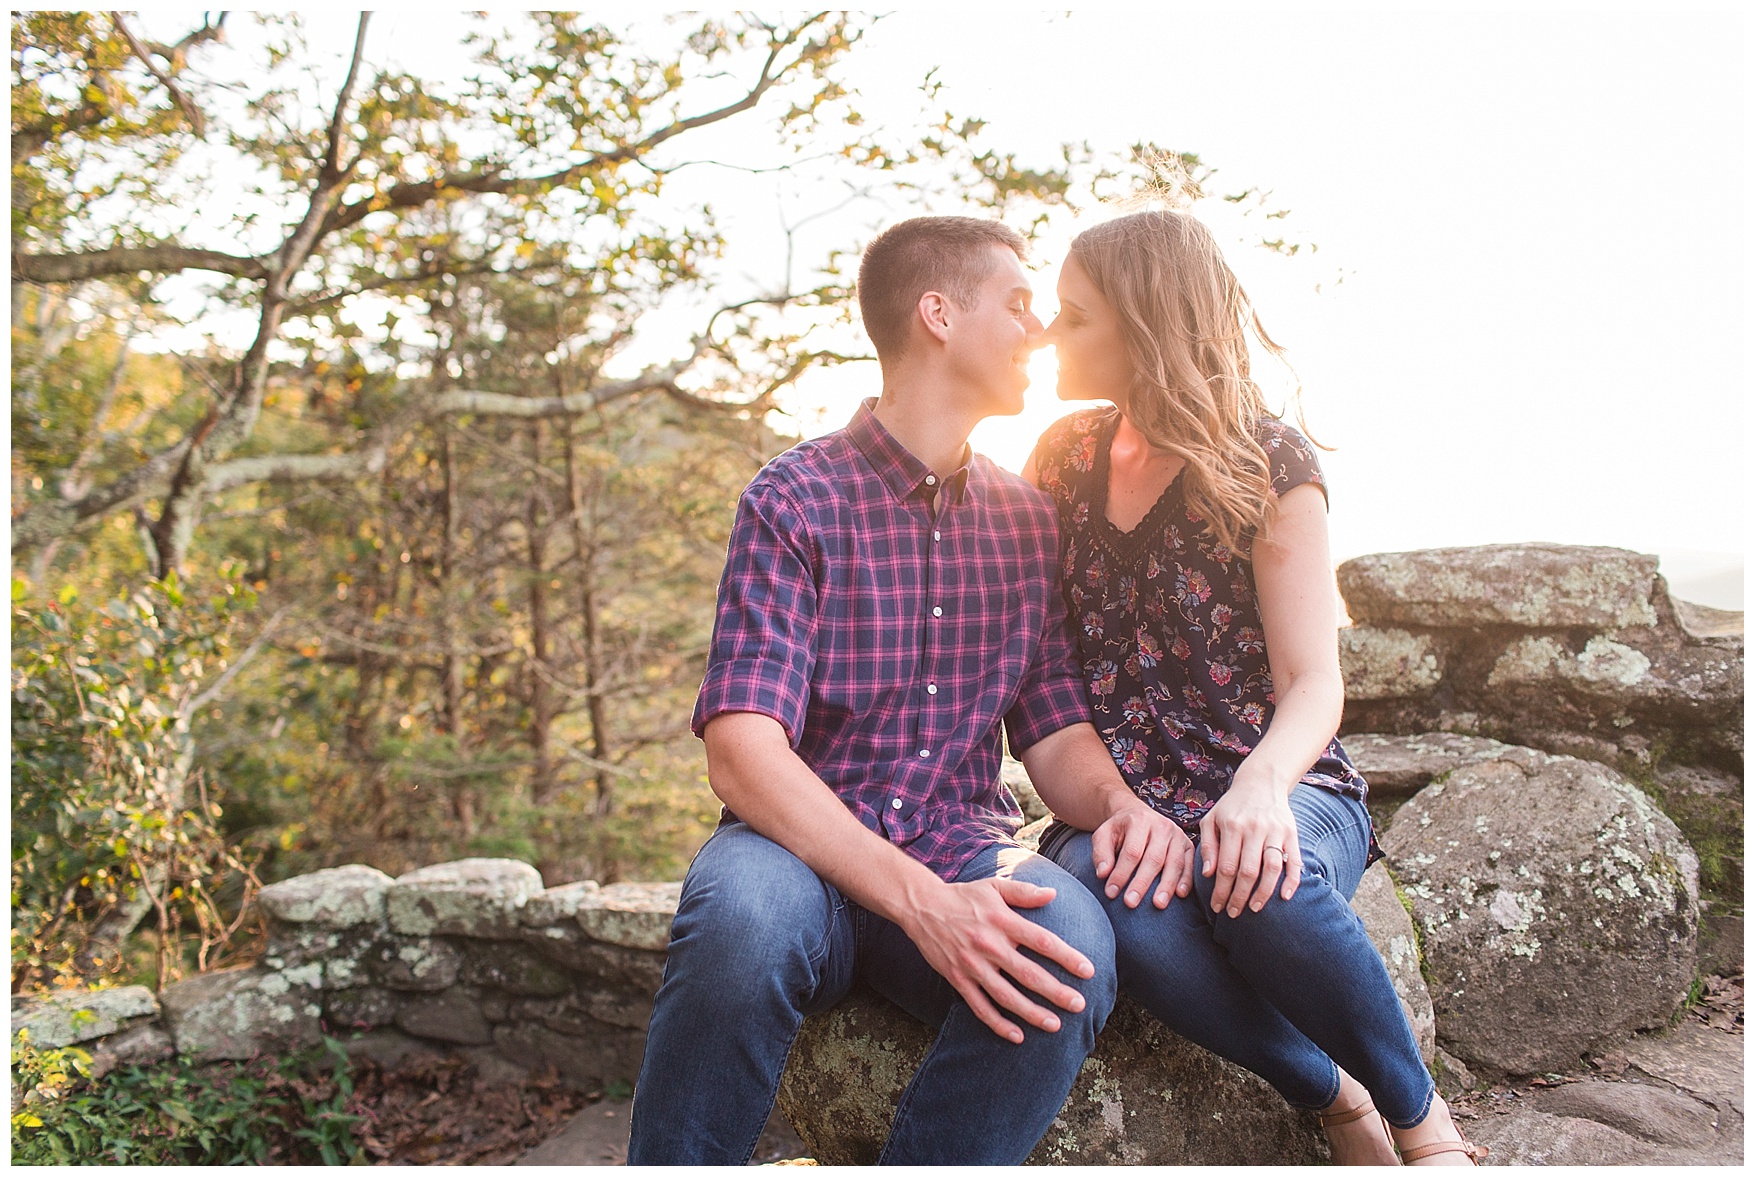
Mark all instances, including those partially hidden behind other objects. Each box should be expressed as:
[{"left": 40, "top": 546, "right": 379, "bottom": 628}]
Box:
[
  {"left": 918, "top": 749, "right": 931, "bottom": 758},
  {"left": 891, "top": 797, "right": 903, "bottom": 810},
  {"left": 933, "top": 530, "right": 941, "bottom": 541},
  {"left": 926, "top": 684, "right": 938, "bottom": 695},
  {"left": 932, "top": 606, "right": 943, "bottom": 617},
  {"left": 925, "top": 474, "right": 937, "bottom": 486}
]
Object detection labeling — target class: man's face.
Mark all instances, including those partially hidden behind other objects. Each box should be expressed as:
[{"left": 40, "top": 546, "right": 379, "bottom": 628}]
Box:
[{"left": 943, "top": 243, "right": 1044, "bottom": 418}]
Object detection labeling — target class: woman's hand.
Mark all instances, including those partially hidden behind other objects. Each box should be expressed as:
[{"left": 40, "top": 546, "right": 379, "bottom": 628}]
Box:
[{"left": 1197, "top": 774, "right": 1302, "bottom": 917}]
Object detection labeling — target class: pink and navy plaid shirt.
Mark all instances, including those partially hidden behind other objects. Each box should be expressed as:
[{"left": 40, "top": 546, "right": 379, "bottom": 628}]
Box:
[{"left": 692, "top": 398, "right": 1092, "bottom": 880}]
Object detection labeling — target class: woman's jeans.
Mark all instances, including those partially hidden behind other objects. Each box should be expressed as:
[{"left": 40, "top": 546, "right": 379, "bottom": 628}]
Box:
[
  {"left": 1043, "top": 784, "right": 1435, "bottom": 1128},
  {"left": 627, "top": 821, "right": 1118, "bottom": 1164}
]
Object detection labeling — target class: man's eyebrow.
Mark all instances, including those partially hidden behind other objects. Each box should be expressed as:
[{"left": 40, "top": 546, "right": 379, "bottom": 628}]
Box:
[{"left": 1007, "top": 285, "right": 1032, "bottom": 300}]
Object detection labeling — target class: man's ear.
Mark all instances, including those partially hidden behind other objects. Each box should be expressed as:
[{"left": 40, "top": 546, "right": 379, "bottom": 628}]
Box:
[{"left": 915, "top": 291, "right": 953, "bottom": 345}]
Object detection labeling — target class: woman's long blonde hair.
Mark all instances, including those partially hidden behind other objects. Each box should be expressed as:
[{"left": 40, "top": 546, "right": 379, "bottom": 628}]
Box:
[{"left": 1069, "top": 209, "right": 1303, "bottom": 556}]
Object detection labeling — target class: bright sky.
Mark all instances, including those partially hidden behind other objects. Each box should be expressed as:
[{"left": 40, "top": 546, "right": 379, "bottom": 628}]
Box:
[{"left": 129, "top": 9, "right": 1749, "bottom": 607}]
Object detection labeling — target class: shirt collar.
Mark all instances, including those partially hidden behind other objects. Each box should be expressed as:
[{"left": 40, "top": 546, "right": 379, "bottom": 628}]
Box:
[{"left": 846, "top": 397, "right": 972, "bottom": 507}]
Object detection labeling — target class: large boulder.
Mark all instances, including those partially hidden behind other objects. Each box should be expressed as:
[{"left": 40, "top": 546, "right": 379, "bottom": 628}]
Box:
[
  {"left": 11, "top": 985, "right": 158, "bottom": 1048},
  {"left": 776, "top": 860, "right": 1432, "bottom": 1164},
  {"left": 1336, "top": 545, "right": 1743, "bottom": 772},
  {"left": 1383, "top": 747, "right": 1698, "bottom": 1076},
  {"left": 777, "top": 986, "right": 1326, "bottom": 1165},
  {"left": 158, "top": 966, "right": 323, "bottom": 1062},
  {"left": 1338, "top": 545, "right": 1661, "bottom": 630}
]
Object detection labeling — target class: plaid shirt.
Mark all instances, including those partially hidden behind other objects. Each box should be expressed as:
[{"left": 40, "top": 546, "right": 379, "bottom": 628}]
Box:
[{"left": 692, "top": 398, "right": 1091, "bottom": 880}]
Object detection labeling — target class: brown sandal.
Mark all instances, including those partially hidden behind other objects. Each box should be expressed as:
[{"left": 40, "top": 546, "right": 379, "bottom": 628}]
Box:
[
  {"left": 1399, "top": 1137, "right": 1490, "bottom": 1165},
  {"left": 1318, "top": 1097, "right": 1397, "bottom": 1160}
]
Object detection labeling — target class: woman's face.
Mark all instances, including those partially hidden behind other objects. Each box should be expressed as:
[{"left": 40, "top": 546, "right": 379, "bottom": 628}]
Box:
[{"left": 1042, "top": 255, "right": 1135, "bottom": 403}]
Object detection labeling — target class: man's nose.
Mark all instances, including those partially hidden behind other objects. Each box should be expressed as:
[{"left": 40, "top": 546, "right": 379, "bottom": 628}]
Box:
[{"left": 1024, "top": 311, "right": 1047, "bottom": 341}]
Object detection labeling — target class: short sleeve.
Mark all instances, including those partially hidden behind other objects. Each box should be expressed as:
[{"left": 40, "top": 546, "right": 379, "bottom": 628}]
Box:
[
  {"left": 690, "top": 484, "right": 819, "bottom": 746},
  {"left": 1258, "top": 419, "right": 1328, "bottom": 507},
  {"left": 1003, "top": 520, "right": 1093, "bottom": 754}
]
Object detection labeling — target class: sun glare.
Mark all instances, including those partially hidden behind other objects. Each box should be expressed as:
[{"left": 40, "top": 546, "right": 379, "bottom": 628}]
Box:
[{"left": 970, "top": 348, "right": 1104, "bottom": 474}]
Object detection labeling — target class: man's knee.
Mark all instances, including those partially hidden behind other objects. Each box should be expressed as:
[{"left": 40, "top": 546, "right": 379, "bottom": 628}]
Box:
[
  {"left": 667, "top": 825, "right": 836, "bottom": 978},
  {"left": 1006, "top": 852, "right": 1118, "bottom": 1022}
]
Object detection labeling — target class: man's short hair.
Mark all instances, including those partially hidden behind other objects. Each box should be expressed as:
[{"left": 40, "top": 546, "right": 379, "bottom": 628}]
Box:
[{"left": 857, "top": 217, "right": 1028, "bottom": 365}]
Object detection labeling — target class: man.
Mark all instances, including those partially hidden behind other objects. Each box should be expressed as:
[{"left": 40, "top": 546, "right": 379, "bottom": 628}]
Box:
[{"left": 627, "top": 217, "right": 1192, "bottom": 1165}]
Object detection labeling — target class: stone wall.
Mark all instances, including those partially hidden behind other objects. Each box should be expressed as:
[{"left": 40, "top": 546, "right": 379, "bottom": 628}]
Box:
[
  {"left": 14, "top": 543, "right": 1740, "bottom": 1164},
  {"left": 14, "top": 860, "right": 678, "bottom": 1093},
  {"left": 1335, "top": 544, "right": 1743, "bottom": 972}
]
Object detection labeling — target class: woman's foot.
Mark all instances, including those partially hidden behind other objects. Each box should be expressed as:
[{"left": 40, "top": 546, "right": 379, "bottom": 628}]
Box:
[
  {"left": 1318, "top": 1070, "right": 1399, "bottom": 1165},
  {"left": 1388, "top": 1093, "right": 1487, "bottom": 1166}
]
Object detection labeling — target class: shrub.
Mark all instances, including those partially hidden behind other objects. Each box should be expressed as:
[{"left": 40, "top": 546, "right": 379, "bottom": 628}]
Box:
[
  {"left": 10, "top": 1029, "right": 363, "bottom": 1165},
  {"left": 11, "top": 573, "right": 262, "bottom": 991}
]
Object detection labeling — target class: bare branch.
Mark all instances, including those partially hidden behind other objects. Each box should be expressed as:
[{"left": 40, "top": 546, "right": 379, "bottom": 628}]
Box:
[
  {"left": 431, "top": 353, "right": 701, "bottom": 419},
  {"left": 315, "top": 13, "right": 833, "bottom": 241},
  {"left": 322, "top": 15, "right": 372, "bottom": 179},
  {"left": 201, "top": 447, "right": 390, "bottom": 495},
  {"left": 12, "top": 246, "right": 271, "bottom": 284},
  {"left": 110, "top": 11, "right": 207, "bottom": 136},
  {"left": 179, "top": 604, "right": 295, "bottom": 723}
]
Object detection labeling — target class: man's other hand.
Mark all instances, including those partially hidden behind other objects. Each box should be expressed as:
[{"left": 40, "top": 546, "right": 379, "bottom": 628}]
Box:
[
  {"left": 1091, "top": 802, "right": 1195, "bottom": 910},
  {"left": 905, "top": 874, "right": 1094, "bottom": 1044}
]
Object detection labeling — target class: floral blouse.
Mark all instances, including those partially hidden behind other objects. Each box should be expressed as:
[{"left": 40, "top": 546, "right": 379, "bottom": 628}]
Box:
[{"left": 1033, "top": 407, "right": 1377, "bottom": 861}]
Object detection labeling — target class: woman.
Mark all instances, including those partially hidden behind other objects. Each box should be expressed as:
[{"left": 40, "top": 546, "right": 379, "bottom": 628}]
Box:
[{"left": 1023, "top": 210, "right": 1484, "bottom": 1165}]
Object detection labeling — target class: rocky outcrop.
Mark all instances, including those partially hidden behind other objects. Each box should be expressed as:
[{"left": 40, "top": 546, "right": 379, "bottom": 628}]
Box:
[
  {"left": 775, "top": 854, "right": 1434, "bottom": 1165},
  {"left": 1382, "top": 746, "right": 1699, "bottom": 1076},
  {"left": 1337, "top": 544, "right": 1742, "bottom": 771},
  {"left": 778, "top": 986, "right": 1328, "bottom": 1165},
  {"left": 1336, "top": 543, "right": 1741, "bottom": 979}
]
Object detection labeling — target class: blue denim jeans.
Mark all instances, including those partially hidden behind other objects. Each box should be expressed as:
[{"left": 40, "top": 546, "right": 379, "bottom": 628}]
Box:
[
  {"left": 627, "top": 821, "right": 1118, "bottom": 1164},
  {"left": 1043, "top": 784, "right": 1435, "bottom": 1128}
]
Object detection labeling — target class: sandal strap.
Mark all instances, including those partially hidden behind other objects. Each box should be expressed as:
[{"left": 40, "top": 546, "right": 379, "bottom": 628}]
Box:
[
  {"left": 1317, "top": 1099, "right": 1378, "bottom": 1128},
  {"left": 1400, "top": 1138, "right": 1489, "bottom": 1163}
]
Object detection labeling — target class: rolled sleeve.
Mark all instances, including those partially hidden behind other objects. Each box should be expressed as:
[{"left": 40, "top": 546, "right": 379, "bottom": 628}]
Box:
[
  {"left": 691, "top": 484, "right": 819, "bottom": 746},
  {"left": 1003, "top": 585, "right": 1092, "bottom": 755}
]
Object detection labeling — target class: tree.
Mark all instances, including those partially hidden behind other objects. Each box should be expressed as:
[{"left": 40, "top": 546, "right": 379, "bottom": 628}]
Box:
[{"left": 11, "top": 12, "right": 887, "bottom": 573}]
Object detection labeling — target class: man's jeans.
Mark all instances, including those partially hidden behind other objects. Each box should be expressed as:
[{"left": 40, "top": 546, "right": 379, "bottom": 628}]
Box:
[
  {"left": 1044, "top": 784, "right": 1436, "bottom": 1128},
  {"left": 627, "top": 822, "right": 1118, "bottom": 1164}
]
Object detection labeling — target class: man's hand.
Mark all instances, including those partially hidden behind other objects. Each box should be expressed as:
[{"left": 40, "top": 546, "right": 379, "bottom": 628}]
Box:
[
  {"left": 1091, "top": 800, "right": 1196, "bottom": 910},
  {"left": 903, "top": 875, "right": 1095, "bottom": 1044}
]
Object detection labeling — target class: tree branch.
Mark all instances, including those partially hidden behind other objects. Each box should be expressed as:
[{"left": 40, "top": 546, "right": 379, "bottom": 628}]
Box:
[
  {"left": 314, "top": 13, "right": 829, "bottom": 242},
  {"left": 201, "top": 447, "right": 390, "bottom": 495},
  {"left": 110, "top": 11, "right": 207, "bottom": 136},
  {"left": 12, "top": 246, "right": 271, "bottom": 284}
]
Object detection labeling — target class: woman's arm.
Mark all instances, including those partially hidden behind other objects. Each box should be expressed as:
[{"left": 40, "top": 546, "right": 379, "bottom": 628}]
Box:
[{"left": 1198, "top": 482, "right": 1346, "bottom": 917}]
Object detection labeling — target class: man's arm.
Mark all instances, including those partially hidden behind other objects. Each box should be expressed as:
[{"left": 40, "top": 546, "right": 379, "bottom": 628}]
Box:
[
  {"left": 1021, "top": 723, "right": 1196, "bottom": 910},
  {"left": 703, "top": 712, "right": 1094, "bottom": 1043}
]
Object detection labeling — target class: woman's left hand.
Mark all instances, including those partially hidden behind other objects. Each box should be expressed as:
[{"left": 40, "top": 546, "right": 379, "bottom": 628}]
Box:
[{"left": 1197, "top": 777, "right": 1302, "bottom": 917}]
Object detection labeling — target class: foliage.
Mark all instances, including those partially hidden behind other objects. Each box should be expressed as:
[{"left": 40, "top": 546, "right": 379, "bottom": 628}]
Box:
[
  {"left": 10, "top": 573, "right": 264, "bottom": 991},
  {"left": 10, "top": 1029, "right": 362, "bottom": 1165},
  {"left": 8, "top": 14, "right": 1298, "bottom": 960}
]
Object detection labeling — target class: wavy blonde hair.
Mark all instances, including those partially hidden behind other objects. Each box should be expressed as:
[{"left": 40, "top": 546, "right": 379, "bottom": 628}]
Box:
[{"left": 1069, "top": 209, "right": 1307, "bottom": 556}]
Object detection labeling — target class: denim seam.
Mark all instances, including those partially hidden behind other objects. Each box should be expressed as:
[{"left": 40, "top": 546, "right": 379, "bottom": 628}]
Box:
[
  {"left": 1381, "top": 1081, "right": 1437, "bottom": 1131},
  {"left": 735, "top": 1018, "right": 813, "bottom": 1165}
]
